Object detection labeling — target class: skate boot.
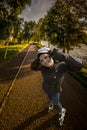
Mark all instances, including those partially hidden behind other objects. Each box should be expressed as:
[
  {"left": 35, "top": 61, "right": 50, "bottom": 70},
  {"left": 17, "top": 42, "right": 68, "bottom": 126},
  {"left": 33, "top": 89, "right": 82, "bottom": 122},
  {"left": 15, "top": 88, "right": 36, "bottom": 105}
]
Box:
[
  {"left": 59, "top": 108, "right": 66, "bottom": 126},
  {"left": 48, "top": 102, "right": 54, "bottom": 112}
]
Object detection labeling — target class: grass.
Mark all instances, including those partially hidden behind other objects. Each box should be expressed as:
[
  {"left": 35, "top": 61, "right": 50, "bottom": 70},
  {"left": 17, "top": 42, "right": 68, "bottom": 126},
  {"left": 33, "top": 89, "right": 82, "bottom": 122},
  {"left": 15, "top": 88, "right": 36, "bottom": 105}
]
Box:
[
  {"left": 0, "top": 42, "right": 43, "bottom": 66},
  {"left": 0, "top": 43, "right": 29, "bottom": 65},
  {"left": 69, "top": 67, "right": 87, "bottom": 87},
  {"left": 31, "top": 42, "right": 43, "bottom": 48}
]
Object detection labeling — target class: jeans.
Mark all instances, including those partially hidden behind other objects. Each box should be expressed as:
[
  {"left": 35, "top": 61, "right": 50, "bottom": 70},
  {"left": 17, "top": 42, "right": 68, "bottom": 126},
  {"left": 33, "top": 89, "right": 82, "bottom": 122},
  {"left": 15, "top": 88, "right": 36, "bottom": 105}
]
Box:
[
  {"left": 42, "top": 85, "right": 62, "bottom": 113},
  {"left": 51, "top": 93, "right": 62, "bottom": 113}
]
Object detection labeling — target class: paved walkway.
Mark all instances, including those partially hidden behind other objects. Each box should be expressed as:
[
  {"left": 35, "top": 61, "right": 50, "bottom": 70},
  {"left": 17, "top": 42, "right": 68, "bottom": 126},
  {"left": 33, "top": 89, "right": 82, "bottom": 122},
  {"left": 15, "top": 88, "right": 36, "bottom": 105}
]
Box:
[{"left": 0, "top": 45, "right": 87, "bottom": 130}]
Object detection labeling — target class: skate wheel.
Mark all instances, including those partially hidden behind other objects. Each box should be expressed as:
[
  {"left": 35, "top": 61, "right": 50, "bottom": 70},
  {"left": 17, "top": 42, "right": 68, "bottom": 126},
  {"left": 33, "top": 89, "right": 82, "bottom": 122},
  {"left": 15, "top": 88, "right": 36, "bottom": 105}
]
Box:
[
  {"left": 59, "top": 119, "right": 64, "bottom": 126},
  {"left": 59, "top": 118, "right": 64, "bottom": 126}
]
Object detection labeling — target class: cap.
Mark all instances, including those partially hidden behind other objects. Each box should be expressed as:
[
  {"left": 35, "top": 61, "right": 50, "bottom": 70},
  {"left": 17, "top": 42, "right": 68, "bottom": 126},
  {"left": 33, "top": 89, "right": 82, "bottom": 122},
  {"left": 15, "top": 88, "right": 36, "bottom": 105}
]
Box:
[{"left": 37, "top": 47, "right": 50, "bottom": 55}]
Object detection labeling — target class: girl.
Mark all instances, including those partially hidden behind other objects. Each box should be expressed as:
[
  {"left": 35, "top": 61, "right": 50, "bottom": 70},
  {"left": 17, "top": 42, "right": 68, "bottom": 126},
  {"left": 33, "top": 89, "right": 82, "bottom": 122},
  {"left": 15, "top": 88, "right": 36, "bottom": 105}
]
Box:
[{"left": 30, "top": 47, "right": 83, "bottom": 126}]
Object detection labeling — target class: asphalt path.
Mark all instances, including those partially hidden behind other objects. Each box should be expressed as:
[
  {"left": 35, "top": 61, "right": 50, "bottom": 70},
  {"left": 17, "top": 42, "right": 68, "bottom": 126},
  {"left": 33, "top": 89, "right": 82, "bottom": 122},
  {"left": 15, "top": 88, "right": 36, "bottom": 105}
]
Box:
[{"left": 0, "top": 45, "right": 87, "bottom": 130}]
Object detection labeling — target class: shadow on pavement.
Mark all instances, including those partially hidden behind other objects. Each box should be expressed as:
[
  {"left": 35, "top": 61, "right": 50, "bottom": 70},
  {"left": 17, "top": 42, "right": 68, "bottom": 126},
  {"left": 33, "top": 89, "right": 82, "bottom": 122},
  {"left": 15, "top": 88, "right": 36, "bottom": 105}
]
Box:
[
  {"left": 34, "top": 115, "right": 59, "bottom": 130},
  {"left": 13, "top": 108, "right": 59, "bottom": 130}
]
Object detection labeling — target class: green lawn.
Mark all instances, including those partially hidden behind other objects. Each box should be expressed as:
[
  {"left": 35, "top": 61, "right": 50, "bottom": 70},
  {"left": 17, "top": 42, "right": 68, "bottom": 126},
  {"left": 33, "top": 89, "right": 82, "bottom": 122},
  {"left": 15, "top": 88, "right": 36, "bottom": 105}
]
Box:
[
  {"left": 0, "top": 43, "right": 29, "bottom": 65},
  {"left": 69, "top": 67, "right": 87, "bottom": 87}
]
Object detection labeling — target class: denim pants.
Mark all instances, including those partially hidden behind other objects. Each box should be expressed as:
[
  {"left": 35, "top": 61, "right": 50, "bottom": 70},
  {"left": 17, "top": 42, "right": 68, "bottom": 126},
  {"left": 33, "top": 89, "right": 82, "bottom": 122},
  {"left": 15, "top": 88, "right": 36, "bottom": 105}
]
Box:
[
  {"left": 42, "top": 85, "right": 62, "bottom": 113},
  {"left": 51, "top": 93, "right": 62, "bottom": 113}
]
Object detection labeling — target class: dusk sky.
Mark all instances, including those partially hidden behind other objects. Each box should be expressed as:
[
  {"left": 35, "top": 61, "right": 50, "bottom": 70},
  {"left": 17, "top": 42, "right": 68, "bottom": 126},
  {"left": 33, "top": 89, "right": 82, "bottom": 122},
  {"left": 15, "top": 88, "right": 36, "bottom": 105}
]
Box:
[{"left": 19, "top": 0, "right": 55, "bottom": 22}]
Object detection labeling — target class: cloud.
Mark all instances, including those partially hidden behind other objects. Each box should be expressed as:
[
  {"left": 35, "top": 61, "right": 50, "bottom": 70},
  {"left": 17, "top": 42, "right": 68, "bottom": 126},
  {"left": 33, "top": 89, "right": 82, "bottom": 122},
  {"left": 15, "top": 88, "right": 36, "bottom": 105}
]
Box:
[{"left": 19, "top": 0, "right": 55, "bottom": 22}]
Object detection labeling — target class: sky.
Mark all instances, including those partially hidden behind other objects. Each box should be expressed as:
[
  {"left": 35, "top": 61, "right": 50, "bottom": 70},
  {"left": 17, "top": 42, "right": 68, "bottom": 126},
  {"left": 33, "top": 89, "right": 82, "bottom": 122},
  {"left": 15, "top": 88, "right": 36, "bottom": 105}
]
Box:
[{"left": 19, "top": 0, "right": 55, "bottom": 22}]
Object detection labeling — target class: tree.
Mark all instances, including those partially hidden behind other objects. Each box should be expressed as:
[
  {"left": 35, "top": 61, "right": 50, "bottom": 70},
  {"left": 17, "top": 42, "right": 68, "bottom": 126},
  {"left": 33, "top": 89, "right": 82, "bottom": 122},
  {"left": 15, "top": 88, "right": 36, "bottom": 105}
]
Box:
[
  {"left": 41, "top": 0, "right": 87, "bottom": 53},
  {"left": 0, "top": 0, "right": 31, "bottom": 21},
  {"left": 0, "top": 0, "right": 31, "bottom": 59},
  {"left": 66, "top": 0, "right": 87, "bottom": 21},
  {"left": 22, "top": 21, "right": 36, "bottom": 42},
  {"left": 0, "top": 0, "right": 31, "bottom": 40},
  {"left": 32, "top": 18, "right": 44, "bottom": 42}
]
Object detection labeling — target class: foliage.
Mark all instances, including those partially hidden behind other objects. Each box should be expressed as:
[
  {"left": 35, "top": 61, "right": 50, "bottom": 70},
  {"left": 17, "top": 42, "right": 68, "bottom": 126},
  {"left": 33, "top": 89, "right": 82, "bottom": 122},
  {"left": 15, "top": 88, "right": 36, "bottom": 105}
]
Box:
[
  {"left": 31, "top": 18, "right": 44, "bottom": 42},
  {"left": 41, "top": 0, "right": 87, "bottom": 53},
  {"left": 68, "top": 0, "right": 87, "bottom": 20},
  {"left": 0, "top": 0, "right": 31, "bottom": 40},
  {"left": 22, "top": 21, "right": 36, "bottom": 42},
  {"left": 70, "top": 71, "right": 87, "bottom": 87},
  {"left": 70, "top": 63, "right": 87, "bottom": 87},
  {"left": 0, "top": 0, "right": 31, "bottom": 20},
  {"left": 32, "top": 42, "right": 43, "bottom": 49},
  {"left": 0, "top": 43, "right": 28, "bottom": 64}
]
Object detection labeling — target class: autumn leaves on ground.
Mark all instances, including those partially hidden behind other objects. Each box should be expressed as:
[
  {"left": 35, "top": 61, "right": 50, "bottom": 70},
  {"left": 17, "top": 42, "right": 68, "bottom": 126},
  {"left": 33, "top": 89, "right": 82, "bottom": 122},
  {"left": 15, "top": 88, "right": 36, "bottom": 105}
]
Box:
[{"left": 0, "top": 45, "right": 87, "bottom": 130}]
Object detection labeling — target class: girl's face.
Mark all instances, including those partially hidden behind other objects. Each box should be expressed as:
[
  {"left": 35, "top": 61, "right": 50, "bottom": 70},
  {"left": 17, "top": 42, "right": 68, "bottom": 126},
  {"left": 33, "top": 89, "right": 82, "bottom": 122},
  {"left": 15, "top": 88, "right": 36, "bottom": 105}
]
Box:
[{"left": 39, "top": 53, "right": 54, "bottom": 68}]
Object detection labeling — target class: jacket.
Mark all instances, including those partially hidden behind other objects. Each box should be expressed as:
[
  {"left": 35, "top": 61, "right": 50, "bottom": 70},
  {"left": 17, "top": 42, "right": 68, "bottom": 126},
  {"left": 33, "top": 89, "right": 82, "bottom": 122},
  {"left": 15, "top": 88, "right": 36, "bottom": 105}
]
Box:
[{"left": 30, "top": 49, "right": 83, "bottom": 94}]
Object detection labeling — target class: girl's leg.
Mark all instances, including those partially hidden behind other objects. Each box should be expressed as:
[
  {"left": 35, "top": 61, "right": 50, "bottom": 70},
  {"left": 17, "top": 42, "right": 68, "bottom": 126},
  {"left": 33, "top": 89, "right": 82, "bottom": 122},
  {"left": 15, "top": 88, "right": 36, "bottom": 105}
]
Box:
[
  {"left": 42, "top": 84, "right": 54, "bottom": 111},
  {"left": 51, "top": 93, "right": 62, "bottom": 113},
  {"left": 42, "top": 84, "right": 51, "bottom": 99}
]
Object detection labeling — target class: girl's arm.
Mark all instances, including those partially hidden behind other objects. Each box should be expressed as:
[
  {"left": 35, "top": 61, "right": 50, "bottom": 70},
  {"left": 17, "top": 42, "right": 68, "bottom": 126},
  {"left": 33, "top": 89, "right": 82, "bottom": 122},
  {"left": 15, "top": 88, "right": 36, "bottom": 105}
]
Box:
[
  {"left": 52, "top": 48, "right": 83, "bottom": 71},
  {"left": 30, "top": 58, "right": 41, "bottom": 71}
]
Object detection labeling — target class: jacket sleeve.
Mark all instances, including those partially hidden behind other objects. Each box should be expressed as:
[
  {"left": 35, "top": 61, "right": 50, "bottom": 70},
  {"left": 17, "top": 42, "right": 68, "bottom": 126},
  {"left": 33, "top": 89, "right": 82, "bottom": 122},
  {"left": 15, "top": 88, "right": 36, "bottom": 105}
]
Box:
[
  {"left": 52, "top": 48, "right": 66, "bottom": 61},
  {"left": 30, "top": 58, "right": 41, "bottom": 71},
  {"left": 66, "top": 55, "right": 83, "bottom": 71},
  {"left": 52, "top": 48, "right": 83, "bottom": 72}
]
